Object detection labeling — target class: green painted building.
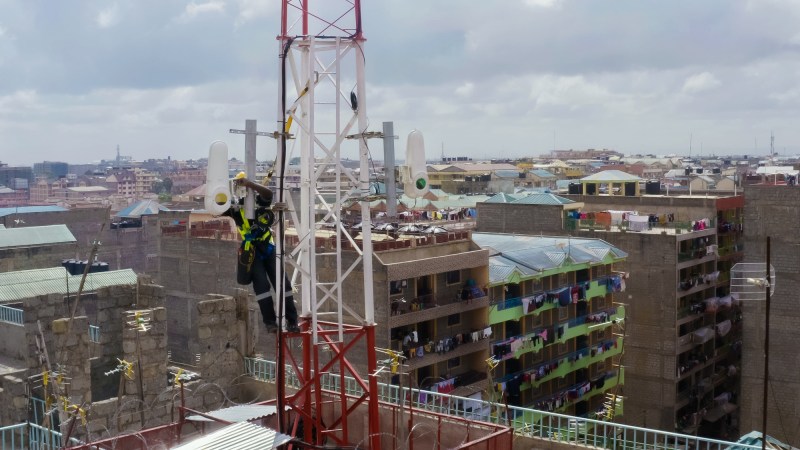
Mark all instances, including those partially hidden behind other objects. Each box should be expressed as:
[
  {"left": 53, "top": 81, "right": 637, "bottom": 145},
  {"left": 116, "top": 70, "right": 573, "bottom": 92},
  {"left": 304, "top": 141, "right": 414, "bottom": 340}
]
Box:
[{"left": 472, "top": 232, "right": 628, "bottom": 420}]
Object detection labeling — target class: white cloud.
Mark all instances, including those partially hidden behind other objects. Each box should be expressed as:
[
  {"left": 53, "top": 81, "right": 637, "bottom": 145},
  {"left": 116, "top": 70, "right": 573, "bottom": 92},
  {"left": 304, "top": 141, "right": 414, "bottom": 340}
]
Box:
[
  {"left": 455, "top": 82, "right": 474, "bottom": 97},
  {"left": 97, "top": 5, "right": 120, "bottom": 29},
  {"left": 682, "top": 72, "right": 721, "bottom": 94},
  {"left": 522, "top": 0, "right": 563, "bottom": 8},
  {"left": 235, "top": 0, "right": 278, "bottom": 25},
  {"left": 179, "top": 1, "right": 226, "bottom": 22}
]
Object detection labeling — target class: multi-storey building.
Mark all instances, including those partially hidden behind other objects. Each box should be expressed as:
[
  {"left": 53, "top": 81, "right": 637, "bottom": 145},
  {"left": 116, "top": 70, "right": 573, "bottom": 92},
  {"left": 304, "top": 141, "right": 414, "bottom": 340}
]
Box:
[
  {"left": 475, "top": 170, "right": 744, "bottom": 439},
  {"left": 106, "top": 170, "right": 136, "bottom": 198},
  {"left": 32, "top": 161, "right": 69, "bottom": 180},
  {"left": 314, "top": 231, "right": 493, "bottom": 395},
  {"left": 472, "top": 232, "right": 627, "bottom": 421},
  {"left": 133, "top": 167, "right": 157, "bottom": 198},
  {"left": 739, "top": 185, "right": 800, "bottom": 445}
]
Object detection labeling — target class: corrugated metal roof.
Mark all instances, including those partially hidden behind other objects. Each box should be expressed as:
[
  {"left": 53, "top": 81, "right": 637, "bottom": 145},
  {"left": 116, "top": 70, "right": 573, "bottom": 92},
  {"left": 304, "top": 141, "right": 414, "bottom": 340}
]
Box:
[
  {"left": 174, "top": 421, "right": 293, "bottom": 450},
  {"left": 186, "top": 405, "right": 278, "bottom": 423},
  {"left": 484, "top": 193, "right": 519, "bottom": 204},
  {"left": 580, "top": 170, "right": 642, "bottom": 182},
  {"left": 473, "top": 233, "right": 628, "bottom": 285},
  {"left": 512, "top": 193, "right": 574, "bottom": 206},
  {"left": 0, "top": 225, "right": 76, "bottom": 249},
  {"left": 528, "top": 169, "right": 557, "bottom": 178},
  {"left": 0, "top": 267, "right": 137, "bottom": 303},
  {"left": 0, "top": 206, "right": 68, "bottom": 217},
  {"left": 116, "top": 200, "right": 168, "bottom": 218},
  {"left": 494, "top": 169, "right": 521, "bottom": 178}
]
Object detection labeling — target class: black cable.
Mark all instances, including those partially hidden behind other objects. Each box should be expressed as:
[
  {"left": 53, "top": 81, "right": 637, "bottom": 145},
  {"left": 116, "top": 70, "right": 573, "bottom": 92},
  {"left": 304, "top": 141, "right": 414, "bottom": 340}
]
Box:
[{"left": 276, "top": 36, "right": 294, "bottom": 436}]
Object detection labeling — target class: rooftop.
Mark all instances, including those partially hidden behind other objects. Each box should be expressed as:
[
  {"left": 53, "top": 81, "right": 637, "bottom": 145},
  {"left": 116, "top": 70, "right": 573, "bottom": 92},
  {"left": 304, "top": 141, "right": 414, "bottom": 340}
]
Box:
[
  {"left": 0, "top": 206, "right": 67, "bottom": 217},
  {"left": 472, "top": 232, "right": 627, "bottom": 285},
  {"left": 0, "top": 224, "right": 76, "bottom": 249},
  {"left": 0, "top": 267, "right": 138, "bottom": 302}
]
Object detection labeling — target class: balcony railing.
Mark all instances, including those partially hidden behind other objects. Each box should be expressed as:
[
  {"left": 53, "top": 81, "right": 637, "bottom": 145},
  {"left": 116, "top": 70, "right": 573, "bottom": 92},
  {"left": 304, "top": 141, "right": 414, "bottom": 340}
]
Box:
[
  {"left": 496, "top": 337, "right": 624, "bottom": 392},
  {"left": 489, "top": 278, "right": 612, "bottom": 325},
  {"left": 390, "top": 293, "right": 490, "bottom": 329},
  {"left": 243, "top": 357, "right": 756, "bottom": 450},
  {"left": 0, "top": 304, "right": 23, "bottom": 325},
  {"left": 565, "top": 217, "right": 715, "bottom": 234},
  {"left": 491, "top": 306, "right": 625, "bottom": 362}
]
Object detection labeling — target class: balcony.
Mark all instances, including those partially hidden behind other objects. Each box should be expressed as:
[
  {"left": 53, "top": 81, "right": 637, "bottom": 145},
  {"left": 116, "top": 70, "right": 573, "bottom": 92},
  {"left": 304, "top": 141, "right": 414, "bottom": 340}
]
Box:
[
  {"left": 389, "top": 293, "right": 490, "bottom": 328},
  {"left": 491, "top": 306, "right": 625, "bottom": 362},
  {"left": 489, "top": 279, "right": 610, "bottom": 325},
  {"left": 497, "top": 337, "right": 623, "bottom": 393},
  {"left": 515, "top": 368, "right": 624, "bottom": 419},
  {"left": 403, "top": 338, "right": 488, "bottom": 372}
]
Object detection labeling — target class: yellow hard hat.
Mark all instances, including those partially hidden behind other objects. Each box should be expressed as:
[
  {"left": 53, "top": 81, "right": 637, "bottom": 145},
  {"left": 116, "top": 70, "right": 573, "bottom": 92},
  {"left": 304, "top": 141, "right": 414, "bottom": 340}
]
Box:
[{"left": 234, "top": 171, "right": 246, "bottom": 180}]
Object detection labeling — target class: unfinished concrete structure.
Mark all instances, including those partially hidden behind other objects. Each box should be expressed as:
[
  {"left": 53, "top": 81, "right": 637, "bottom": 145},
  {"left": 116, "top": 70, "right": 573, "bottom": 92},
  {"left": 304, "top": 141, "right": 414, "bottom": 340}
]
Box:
[
  {"left": 0, "top": 207, "right": 159, "bottom": 275},
  {"left": 0, "top": 267, "right": 250, "bottom": 443},
  {"left": 0, "top": 225, "right": 78, "bottom": 272}
]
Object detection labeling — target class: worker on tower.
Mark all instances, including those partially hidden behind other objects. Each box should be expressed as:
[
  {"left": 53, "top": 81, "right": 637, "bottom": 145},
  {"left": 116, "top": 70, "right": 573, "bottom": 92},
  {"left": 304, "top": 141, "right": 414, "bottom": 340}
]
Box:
[{"left": 225, "top": 173, "right": 299, "bottom": 333}]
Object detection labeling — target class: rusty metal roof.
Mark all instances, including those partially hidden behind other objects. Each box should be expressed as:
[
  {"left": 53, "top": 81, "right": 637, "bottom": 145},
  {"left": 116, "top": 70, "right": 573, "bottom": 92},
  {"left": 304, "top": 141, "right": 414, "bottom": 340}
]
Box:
[{"left": 174, "top": 421, "right": 293, "bottom": 450}]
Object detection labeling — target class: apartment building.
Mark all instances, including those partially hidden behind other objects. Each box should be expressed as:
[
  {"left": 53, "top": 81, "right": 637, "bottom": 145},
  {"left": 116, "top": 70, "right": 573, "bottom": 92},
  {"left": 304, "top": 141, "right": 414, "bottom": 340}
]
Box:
[
  {"left": 739, "top": 185, "right": 800, "bottom": 446},
  {"left": 475, "top": 170, "right": 744, "bottom": 439},
  {"left": 472, "top": 232, "right": 628, "bottom": 421}
]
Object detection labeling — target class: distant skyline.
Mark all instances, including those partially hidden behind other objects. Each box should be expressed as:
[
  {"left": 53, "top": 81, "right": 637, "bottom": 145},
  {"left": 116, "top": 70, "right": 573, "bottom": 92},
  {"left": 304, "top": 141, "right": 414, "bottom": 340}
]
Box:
[{"left": 3, "top": 1, "right": 800, "bottom": 166}]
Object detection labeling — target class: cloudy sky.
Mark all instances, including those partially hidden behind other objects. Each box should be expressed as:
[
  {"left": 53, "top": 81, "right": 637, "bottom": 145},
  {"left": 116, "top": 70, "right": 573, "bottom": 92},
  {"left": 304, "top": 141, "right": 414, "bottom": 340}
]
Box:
[{"left": 2, "top": 0, "right": 800, "bottom": 166}]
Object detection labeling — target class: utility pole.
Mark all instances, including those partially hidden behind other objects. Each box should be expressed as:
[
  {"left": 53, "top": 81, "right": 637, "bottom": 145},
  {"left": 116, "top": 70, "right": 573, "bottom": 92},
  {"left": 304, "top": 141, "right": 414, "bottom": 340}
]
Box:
[
  {"left": 230, "top": 120, "right": 271, "bottom": 220},
  {"left": 383, "top": 122, "right": 399, "bottom": 220}
]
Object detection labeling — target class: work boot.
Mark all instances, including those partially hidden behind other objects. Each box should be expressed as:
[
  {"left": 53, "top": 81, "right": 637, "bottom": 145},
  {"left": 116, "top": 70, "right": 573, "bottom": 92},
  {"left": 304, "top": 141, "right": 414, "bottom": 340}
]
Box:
[
  {"left": 286, "top": 322, "right": 300, "bottom": 333},
  {"left": 265, "top": 323, "right": 279, "bottom": 334}
]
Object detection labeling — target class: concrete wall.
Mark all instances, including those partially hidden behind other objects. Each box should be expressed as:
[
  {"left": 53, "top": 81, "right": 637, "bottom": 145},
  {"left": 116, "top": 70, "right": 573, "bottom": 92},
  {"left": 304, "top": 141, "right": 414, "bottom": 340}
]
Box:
[
  {"left": 577, "top": 229, "right": 679, "bottom": 431},
  {"left": 476, "top": 203, "right": 565, "bottom": 234},
  {"left": 157, "top": 233, "right": 240, "bottom": 297},
  {"left": 0, "top": 241, "right": 79, "bottom": 272},
  {"left": 0, "top": 208, "right": 158, "bottom": 274},
  {"left": 563, "top": 194, "right": 721, "bottom": 222},
  {"left": 741, "top": 185, "right": 800, "bottom": 445}
]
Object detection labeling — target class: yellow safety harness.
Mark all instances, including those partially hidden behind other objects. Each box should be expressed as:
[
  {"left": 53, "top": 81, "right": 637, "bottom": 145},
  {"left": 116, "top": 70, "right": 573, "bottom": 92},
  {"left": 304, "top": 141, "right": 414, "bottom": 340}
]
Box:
[{"left": 237, "top": 208, "right": 273, "bottom": 251}]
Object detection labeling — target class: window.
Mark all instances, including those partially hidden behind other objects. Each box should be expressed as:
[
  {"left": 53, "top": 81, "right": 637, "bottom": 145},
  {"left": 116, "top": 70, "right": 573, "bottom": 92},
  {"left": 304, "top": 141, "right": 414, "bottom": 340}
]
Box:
[
  {"left": 558, "top": 306, "right": 569, "bottom": 320},
  {"left": 448, "top": 357, "right": 461, "bottom": 369},
  {"left": 390, "top": 280, "right": 406, "bottom": 295},
  {"left": 445, "top": 270, "right": 461, "bottom": 285},
  {"left": 448, "top": 313, "right": 461, "bottom": 327}
]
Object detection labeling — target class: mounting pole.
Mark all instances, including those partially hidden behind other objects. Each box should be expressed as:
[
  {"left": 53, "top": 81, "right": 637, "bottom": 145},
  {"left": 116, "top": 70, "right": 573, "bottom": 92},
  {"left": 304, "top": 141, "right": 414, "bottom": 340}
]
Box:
[{"left": 762, "top": 236, "right": 771, "bottom": 450}]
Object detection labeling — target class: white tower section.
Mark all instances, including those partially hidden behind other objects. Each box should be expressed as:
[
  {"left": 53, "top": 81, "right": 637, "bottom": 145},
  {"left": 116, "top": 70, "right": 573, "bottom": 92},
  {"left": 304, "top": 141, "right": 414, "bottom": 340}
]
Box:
[{"left": 278, "top": 5, "right": 375, "bottom": 344}]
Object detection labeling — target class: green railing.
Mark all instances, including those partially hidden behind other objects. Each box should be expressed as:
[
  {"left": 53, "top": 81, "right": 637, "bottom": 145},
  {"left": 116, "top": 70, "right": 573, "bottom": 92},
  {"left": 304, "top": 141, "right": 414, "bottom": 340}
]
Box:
[
  {"left": 0, "top": 422, "right": 81, "bottom": 450},
  {"left": 489, "top": 279, "right": 610, "bottom": 324},
  {"left": 0, "top": 304, "right": 23, "bottom": 325},
  {"left": 243, "top": 356, "right": 755, "bottom": 450}
]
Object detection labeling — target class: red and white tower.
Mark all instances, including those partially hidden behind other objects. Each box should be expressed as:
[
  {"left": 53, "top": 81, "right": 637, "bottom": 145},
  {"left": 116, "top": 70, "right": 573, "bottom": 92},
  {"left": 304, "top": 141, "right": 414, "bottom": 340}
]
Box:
[{"left": 274, "top": 1, "right": 380, "bottom": 447}]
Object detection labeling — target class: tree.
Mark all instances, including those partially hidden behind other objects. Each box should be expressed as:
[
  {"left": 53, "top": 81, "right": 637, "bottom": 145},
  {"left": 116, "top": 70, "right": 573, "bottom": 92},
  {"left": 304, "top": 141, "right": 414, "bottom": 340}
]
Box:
[
  {"left": 162, "top": 177, "right": 173, "bottom": 194},
  {"left": 151, "top": 181, "right": 164, "bottom": 194}
]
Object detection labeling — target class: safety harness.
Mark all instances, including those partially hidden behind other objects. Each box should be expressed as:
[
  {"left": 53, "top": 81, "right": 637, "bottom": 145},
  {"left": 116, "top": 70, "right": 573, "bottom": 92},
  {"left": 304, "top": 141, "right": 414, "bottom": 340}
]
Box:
[{"left": 236, "top": 208, "right": 274, "bottom": 251}]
